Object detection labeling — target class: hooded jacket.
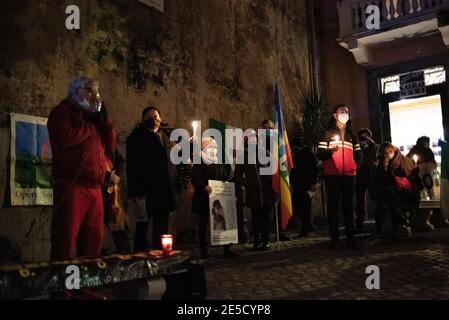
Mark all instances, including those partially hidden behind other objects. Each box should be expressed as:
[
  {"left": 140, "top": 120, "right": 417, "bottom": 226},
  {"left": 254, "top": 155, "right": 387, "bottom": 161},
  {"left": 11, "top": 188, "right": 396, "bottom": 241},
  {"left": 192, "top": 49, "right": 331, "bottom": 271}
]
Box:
[{"left": 317, "top": 118, "right": 363, "bottom": 176}]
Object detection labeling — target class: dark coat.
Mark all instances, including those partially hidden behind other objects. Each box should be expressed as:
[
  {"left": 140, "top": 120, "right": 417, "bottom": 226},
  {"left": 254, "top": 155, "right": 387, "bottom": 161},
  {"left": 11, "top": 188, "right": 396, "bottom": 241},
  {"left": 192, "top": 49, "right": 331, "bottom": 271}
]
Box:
[
  {"left": 191, "top": 163, "right": 225, "bottom": 215},
  {"left": 376, "top": 149, "right": 422, "bottom": 203},
  {"left": 126, "top": 124, "right": 177, "bottom": 213},
  {"left": 407, "top": 145, "right": 436, "bottom": 165},
  {"left": 292, "top": 147, "right": 318, "bottom": 192},
  {"left": 234, "top": 148, "right": 275, "bottom": 209},
  {"left": 357, "top": 140, "right": 379, "bottom": 199}
]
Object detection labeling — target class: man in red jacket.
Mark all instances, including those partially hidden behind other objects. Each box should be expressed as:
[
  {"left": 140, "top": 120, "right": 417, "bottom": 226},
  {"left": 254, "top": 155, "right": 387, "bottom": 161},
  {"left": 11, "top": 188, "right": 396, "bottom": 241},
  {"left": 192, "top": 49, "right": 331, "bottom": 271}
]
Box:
[
  {"left": 317, "top": 105, "right": 363, "bottom": 250},
  {"left": 48, "top": 76, "right": 116, "bottom": 261}
]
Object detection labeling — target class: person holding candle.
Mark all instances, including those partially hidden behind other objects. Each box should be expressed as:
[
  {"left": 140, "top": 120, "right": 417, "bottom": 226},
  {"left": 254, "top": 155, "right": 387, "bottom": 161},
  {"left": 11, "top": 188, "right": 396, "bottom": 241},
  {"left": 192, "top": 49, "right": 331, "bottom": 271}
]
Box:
[
  {"left": 317, "top": 104, "right": 363, "bottom": 249},
  {"left": 407, "top": 136, "right": 438, "bottom": 200},
  {"left": 191, "top": 137, "right": 237, "bottom": 259},
  {"left": 376, "top": 142, "right": 422, "bottom": 242},
  {"left": 407, "top": 136, "right": 437, "bottom": 167},
  {"left": 126, "top": 106, "right": 177, "bottom": 251}
]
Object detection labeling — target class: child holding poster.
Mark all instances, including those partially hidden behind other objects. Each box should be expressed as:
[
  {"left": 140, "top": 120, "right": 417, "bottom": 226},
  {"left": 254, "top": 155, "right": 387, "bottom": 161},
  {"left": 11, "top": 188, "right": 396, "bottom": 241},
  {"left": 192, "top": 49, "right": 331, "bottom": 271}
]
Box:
[{"left": 191, "top": 137, "right": 237, "bottom": 259}]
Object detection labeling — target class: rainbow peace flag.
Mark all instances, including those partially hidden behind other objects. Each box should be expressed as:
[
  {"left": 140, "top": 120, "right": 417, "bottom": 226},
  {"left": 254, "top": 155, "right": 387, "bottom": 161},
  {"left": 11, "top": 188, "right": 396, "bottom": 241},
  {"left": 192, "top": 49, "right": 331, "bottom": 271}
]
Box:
[{"left": 272, "top": 84, "right": 294, "bottom": 229}]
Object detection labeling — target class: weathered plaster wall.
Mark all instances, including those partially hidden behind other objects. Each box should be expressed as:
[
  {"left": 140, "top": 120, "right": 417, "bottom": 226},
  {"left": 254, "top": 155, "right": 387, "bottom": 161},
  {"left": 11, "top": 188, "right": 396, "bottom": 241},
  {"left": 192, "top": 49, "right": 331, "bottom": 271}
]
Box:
[{"left": 0, "top": 0, "right": 311, "bottom": 261}]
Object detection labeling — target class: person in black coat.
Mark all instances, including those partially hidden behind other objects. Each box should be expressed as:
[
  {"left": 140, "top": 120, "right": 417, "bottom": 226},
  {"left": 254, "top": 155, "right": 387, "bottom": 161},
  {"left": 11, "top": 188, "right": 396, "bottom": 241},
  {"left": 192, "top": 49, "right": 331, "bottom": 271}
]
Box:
[
  {"left": 235, "top": 133, "right": 275, "bottom": 251},
  {"left": 126, "top": 106, "right": 177, "bottom": 251},
  {"left": 355, "top": 128, "right": 379, "bottom": 234},
  {"left": 191, "top": 137, "right": 237, "bottom": 259},
  {"left": 291, "top": 145, "right": 319, "bottom": 238}
]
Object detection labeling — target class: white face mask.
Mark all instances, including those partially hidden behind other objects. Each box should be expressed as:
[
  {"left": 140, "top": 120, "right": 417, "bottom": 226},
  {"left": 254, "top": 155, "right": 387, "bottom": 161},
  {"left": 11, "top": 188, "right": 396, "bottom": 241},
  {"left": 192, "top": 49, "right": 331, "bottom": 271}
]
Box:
[
  {"left": 78, "top": 99, "right": 93, "bottom": 112},
  {"left": 337, "top": 113, "right": 349, "bottom": 125},
  {"left": 202, "top": 145, "right": 219, "bottom": 164}
]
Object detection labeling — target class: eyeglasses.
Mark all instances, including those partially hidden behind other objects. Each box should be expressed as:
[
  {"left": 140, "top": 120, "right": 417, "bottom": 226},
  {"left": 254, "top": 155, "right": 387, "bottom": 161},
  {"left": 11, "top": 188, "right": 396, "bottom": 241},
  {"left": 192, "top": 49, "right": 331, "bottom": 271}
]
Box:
[{"left": 83, "top": 87, "right": 99, "bottom": 94}]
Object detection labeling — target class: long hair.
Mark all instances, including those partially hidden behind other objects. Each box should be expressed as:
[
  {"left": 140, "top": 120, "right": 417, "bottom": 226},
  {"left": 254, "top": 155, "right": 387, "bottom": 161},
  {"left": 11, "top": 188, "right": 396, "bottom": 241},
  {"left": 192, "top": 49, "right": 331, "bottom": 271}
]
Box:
[
  {"left": 212, "top": 200, "right": 222, "bottom": 215},
  {"left": 377, "top": 141, "right": 396, "bottom": 162}
]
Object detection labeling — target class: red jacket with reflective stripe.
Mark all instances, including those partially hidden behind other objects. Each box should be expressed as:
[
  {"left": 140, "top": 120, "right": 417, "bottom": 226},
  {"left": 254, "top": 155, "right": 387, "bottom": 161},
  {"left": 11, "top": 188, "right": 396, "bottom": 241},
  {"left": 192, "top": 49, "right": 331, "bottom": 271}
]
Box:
[
  {"left": 317, "top": 122, "right": 363, "bottom": 176},
  {"left": 48, "top": 99, "right": 116, "bottom": 186}
]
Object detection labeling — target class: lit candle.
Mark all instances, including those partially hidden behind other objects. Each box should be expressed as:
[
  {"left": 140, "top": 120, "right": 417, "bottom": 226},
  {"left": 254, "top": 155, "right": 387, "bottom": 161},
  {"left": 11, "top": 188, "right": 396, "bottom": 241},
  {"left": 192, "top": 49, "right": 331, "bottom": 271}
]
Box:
[
  {"left": 161, "top": 234, "right": 173, "bottom": 256},
  {"left": 192, "top": 121, "right": 199, "bottom": 135},
  {"left": 413, "top": 154, "right": 418, "bottom": 165},
  {"left": 192, "top": 121, "right": 201, "bottom": 164},
  {"left": 334, "top": 135, "right": 340, "bottom": 147}
]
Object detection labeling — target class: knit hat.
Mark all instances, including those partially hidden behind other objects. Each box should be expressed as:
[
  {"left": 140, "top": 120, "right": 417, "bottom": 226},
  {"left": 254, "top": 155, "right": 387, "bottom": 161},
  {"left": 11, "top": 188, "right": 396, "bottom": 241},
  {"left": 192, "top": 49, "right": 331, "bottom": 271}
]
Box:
[{"left": 201, "top": 137, "right": 217, "bottom": 150}]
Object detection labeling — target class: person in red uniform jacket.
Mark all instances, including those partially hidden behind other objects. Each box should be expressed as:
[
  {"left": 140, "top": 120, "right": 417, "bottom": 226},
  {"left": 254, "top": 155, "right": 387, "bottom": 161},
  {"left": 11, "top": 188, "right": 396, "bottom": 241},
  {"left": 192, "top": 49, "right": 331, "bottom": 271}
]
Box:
[
  {"left": 48, "top": 76, "right": 116, "bottom": 261},
  {"left": 317, "top": 104, "right": 363, "bottom": 249}
]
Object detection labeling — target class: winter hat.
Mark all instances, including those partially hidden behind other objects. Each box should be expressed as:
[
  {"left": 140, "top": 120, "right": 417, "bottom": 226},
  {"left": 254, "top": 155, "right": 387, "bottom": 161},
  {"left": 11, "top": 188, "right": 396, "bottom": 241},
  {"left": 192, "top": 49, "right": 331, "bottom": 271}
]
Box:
[{"left": 201, "top": 137, "right": 217, "bottom": 150}]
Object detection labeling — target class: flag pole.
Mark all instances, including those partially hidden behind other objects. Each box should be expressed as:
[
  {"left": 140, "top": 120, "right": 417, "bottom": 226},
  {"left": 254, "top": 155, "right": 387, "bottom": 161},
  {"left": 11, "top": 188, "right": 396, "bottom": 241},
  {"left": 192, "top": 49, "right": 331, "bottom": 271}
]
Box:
[{"left": 275, "top": 201, "right": 281, "bottom": 251}]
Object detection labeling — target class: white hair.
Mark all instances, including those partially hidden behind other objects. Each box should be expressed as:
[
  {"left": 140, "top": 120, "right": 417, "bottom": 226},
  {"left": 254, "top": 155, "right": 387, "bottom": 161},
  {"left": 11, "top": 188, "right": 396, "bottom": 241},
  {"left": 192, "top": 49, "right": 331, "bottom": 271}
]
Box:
[{"left": 68, "top": 76, "right": 90, "bottom": 99}]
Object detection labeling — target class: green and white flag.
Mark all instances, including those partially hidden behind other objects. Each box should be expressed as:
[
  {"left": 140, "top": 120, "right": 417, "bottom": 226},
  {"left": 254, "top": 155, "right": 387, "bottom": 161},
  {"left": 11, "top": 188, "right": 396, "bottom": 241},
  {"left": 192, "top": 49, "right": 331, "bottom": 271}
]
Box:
[
  {"left": 441, "top": 139, "right": 449, "bottom": 218},
  {"left": 10, "top": 113, "right": 53, "bottom": 206}
]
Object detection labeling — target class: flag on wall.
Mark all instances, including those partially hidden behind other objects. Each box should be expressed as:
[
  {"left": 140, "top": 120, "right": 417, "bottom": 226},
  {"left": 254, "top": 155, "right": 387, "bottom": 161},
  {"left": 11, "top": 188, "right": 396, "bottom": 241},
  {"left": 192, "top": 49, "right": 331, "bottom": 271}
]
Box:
[
  {"left": 10, "top": 113, "right": 53, "bottom": 206},
  {"left": 272, "top": 84, "right": 294, "bottom": 229},
  {"left": 440, "top": 139, "right": 449, "bottom": 219}
]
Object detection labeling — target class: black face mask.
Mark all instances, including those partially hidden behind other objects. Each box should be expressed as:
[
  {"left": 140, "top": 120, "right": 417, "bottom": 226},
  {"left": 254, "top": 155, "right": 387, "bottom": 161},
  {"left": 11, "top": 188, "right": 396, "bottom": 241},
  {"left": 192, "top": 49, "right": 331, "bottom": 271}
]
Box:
[{"left": 144, "top": 118, "right": 157, "bottom": 129}]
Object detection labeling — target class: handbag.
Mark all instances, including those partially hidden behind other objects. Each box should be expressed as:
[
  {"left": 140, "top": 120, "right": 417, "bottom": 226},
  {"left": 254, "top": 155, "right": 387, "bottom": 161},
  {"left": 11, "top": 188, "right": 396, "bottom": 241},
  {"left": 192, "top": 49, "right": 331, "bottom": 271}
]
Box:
[{"left": 394, "top": 175, "right": 413, "bottom": 193}]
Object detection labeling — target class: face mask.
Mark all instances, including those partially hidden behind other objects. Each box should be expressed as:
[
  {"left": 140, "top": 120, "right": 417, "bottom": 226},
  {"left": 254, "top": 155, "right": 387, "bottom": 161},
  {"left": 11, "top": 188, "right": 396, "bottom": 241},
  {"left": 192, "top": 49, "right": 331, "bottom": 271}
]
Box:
[
  {"left": 337, "top": 113, "right": 349, "bottom": 125},
  {"left": 202, "top": 145, "right": 218, "bottom": 164},
  {"left": 78, "top": 99, "right": 93, "bottom": 112},
  {"left": 388, "top": 152, "right": 395, "bottom": 160},
  {"left": 205, "top": 146, "right": 218, "bottom": 158},
  {"left": 145, "top": 118, "right": 157, "bottom": 129}
]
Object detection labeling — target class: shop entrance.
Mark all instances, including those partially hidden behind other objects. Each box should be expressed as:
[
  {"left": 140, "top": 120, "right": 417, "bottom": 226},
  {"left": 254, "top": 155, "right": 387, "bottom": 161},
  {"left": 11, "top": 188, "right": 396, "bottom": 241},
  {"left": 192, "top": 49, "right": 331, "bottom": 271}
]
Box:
[{"left": 379, "top": 66, "right": 448, "bottom": 202}]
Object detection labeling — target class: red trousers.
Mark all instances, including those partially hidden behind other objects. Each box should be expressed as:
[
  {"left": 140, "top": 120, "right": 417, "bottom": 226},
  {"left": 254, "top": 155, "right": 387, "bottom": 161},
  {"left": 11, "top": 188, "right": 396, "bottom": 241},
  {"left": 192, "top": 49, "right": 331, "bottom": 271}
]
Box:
[{"left": 52, "top": 181, "right": 104, "bottom": 260}]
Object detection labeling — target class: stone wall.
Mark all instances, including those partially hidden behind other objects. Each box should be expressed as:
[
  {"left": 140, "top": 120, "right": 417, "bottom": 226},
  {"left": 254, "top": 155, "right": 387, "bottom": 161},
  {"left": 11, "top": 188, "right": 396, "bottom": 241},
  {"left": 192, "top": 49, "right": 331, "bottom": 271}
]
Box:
[{"left": 0, "top": 0, "right": 311, "bottom": 261}]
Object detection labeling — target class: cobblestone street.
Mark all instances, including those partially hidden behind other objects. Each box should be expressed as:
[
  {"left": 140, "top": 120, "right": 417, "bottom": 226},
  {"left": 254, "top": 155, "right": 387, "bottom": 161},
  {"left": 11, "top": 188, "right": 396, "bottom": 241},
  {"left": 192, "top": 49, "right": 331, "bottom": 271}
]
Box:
[{"left": 201, "top": 224, "right": 449, "bottom": 300}]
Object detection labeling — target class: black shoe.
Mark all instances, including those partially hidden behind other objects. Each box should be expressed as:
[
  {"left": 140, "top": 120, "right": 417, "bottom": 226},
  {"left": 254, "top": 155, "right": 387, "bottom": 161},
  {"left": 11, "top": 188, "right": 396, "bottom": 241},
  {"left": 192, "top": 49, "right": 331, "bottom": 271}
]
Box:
[
  {"left": 328, "top": 241, "right": 339, "bottom": 250},
  {"left": 252, "top": 234, "right": 263, "bottom": 251},
  {"left": 347, "top": 239, "right": 359, "bottom": 249},
  {"left": 260, "top": 241, "right": 271, "bottom": 251},
  {"left": 355, "top": 225, "right": 364, "bottom": 235}
]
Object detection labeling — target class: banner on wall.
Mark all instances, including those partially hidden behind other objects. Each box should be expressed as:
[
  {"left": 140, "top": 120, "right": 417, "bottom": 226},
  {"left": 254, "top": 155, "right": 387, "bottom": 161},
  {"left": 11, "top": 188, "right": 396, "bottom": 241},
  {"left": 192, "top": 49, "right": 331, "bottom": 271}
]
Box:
[
  {"left": 10, "top": 113, "right": 53, "bottom": 206},
  {"left": 208, "top": 180, "right": 238, "bottom": 246}
]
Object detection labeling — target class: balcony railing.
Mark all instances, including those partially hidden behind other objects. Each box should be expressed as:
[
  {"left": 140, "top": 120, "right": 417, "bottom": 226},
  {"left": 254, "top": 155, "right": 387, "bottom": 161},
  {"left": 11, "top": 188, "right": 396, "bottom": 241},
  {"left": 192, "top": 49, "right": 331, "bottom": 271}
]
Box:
[{"left": 338, "top": 0, "right": 449, "bottom": 41}]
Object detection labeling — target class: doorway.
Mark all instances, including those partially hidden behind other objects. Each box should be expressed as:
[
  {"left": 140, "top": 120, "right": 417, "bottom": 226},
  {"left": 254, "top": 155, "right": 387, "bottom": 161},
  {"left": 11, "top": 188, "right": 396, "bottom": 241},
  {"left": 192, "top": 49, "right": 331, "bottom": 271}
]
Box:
[{"left": 388, "top": 94, "right": 444, "bottom": 200}]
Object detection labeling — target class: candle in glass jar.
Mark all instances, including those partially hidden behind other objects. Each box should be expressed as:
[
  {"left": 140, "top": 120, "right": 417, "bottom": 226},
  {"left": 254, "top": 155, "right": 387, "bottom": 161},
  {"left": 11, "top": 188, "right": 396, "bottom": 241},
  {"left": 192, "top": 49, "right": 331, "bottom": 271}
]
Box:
[{"left": 161, "top": 234, "right": 173, "bottom": 256}]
